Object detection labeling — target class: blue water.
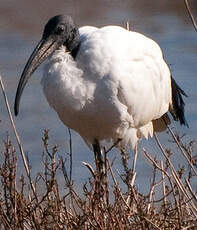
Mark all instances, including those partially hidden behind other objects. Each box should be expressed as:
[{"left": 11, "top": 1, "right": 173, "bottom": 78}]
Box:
[{"left": 0, "top": 0, "right": 196, "bottom": 193}]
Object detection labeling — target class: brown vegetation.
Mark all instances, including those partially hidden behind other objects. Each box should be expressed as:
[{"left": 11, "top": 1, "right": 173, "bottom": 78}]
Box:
[{"left": 0, "top": 131, "right": 197, "bottom": 229}]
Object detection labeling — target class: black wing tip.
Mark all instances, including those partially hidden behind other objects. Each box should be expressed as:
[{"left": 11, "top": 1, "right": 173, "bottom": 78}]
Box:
[
  {"left": 171, "top": 77, "right": 188, "bottom": 128},
  {"left": 178, "top": 111, "right": 189, "bottom": 128}
]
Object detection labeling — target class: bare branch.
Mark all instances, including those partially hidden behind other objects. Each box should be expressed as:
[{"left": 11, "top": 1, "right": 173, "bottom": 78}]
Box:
[
  {"left": 0, "top": 74, "right": 37, "bottom": 202},
  {"left": 184, "top": 0, "right": 197, "bottom": 31}
]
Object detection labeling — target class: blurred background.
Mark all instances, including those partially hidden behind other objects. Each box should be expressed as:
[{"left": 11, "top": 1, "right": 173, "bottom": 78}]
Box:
[{"left": 0, "top": 0, "right": 196, "bottom": 192}]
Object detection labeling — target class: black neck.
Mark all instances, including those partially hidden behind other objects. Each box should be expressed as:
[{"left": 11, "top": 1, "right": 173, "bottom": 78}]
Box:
[
  {"left": 65, "top": 27, "right": 80, "bottom": 59},
  {"left": 71, "top": 42, "right": 81, "bottom": 59}
]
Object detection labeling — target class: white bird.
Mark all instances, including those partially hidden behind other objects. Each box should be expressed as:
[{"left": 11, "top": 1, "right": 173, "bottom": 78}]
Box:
[{"left": 14, "top": 15, "right": 187, "bottom": 171}]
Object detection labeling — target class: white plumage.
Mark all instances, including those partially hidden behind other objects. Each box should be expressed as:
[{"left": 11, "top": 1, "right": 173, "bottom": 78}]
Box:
[
  {"left": 14, "top": 15, "right": 187, "bottom": 153},
  {"left": 41, "top": 25, "right": 171, "bottom": 149}
]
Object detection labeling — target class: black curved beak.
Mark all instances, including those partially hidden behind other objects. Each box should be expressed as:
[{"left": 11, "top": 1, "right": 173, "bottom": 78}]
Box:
[{"left": 14, "top": 37, "right": 60, "bottom": 116}]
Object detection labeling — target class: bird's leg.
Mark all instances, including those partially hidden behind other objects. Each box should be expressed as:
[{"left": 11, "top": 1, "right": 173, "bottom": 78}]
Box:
[
  {"left": 93, "top": 139, "right": 104, "bottom": 175},
  {"left": 92, "top": 140, "right": 105, "bottom": 200}
]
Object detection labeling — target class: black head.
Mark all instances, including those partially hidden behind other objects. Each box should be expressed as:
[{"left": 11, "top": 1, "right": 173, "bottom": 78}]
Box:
[
  {"left": 14, "top": 15, "right": 80, "bottom": 116},
  {"left": 43, "top": 15, "right": 79, "bottom": 51}
]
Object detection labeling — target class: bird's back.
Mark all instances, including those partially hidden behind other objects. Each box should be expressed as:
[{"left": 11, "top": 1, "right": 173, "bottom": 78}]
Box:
[
  {"left": 42, "top": 25, "right": 174, "bottom": 148},
  {"left": 77, "top": 25, "right": 172, "bottom": 123}
]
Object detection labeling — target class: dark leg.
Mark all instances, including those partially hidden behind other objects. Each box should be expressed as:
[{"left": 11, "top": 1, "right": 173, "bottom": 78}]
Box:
[
  {"left": 92, "top": 140, "right": 105, "bottom": 201},
  {"left": 92, "top": 139, "right": 104, "bottom": 175}
]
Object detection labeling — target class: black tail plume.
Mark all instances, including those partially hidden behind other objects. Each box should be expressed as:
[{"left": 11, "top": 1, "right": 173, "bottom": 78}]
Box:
[{"left": 170, "top": 77, "right": 188, "bottom": 127}]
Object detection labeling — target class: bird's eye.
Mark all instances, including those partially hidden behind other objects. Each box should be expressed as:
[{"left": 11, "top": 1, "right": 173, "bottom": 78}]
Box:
[{"left": 55, "top": 25, "right": 65, "bottom": 34}]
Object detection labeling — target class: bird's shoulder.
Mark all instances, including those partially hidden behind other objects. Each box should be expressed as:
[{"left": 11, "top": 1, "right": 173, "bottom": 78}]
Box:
[
  {"left": 78, "top": 25, "right": 163, "bottom": 61},
  {"left": 79, "top": 26, "right": 98, "bottom": 42}
]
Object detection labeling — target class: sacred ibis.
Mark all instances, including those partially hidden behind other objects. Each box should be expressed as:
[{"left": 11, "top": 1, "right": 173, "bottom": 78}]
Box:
[{"left": 14, "top": 15, "right": 187, "bottom": 172}]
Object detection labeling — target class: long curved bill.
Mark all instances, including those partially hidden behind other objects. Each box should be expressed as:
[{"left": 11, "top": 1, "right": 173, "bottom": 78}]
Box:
[{"left": 14, "top": 37, "right": 59, "bottom": 116}]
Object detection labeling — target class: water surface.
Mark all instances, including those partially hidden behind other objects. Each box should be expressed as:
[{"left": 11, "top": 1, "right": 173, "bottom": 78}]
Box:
[{"left": 0, "top": 0, "right": 196, "bottom": 192}]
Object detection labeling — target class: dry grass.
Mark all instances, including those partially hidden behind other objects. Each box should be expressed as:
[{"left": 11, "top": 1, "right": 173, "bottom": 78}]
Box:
[
  {"left": 0, "top": 131, "right": 197, "bottom": 230},
  {"left": 0, "top": 74, "right": 197, "bottom": 229}
]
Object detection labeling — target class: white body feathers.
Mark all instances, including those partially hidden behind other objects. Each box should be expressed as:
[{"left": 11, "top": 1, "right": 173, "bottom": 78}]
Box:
[{"left": 41, "top": 25, "right": 172, "bottom": 149}]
